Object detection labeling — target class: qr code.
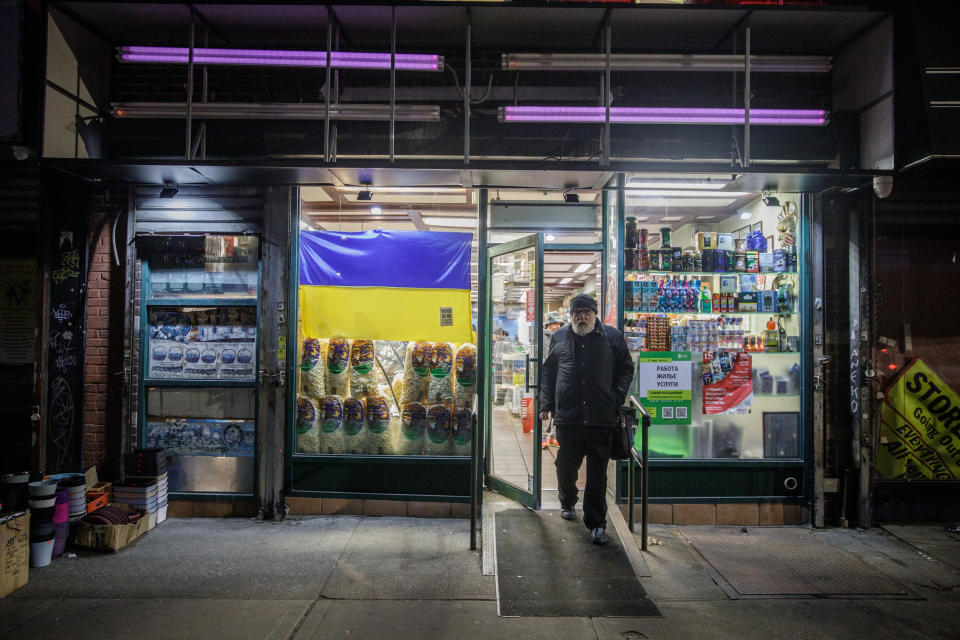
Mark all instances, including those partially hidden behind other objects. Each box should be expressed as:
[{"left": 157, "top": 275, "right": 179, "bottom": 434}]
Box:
[
  {"left": 661, "top": 406, "right": 674, "bottom": 419},
  {"left": 676, "top": 406, "right": 688, "bottom": 419}
]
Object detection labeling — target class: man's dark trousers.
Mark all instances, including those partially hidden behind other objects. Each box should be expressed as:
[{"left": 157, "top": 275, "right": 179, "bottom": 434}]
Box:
[{"left": 555, "top": 425, "right": 614, "bottom": 529}]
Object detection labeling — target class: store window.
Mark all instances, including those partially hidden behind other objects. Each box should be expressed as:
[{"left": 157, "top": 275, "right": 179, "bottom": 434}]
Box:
[
  {"left": 139, "top": 234, "right": 260, "bottom": 494},
  {"left": 293, "top": 187, "right": 478, "bottom": 459},
  {"left": 622, "top": 187, "right": 803, "bottom": 461}
]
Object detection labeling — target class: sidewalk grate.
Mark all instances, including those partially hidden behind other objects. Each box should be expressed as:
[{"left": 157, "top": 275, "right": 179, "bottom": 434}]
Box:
[{"left": 682, "top": 527, "right": 911, "bottom": 597}]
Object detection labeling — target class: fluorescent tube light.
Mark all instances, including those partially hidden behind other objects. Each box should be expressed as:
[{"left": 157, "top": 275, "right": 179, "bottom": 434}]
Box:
[
  {"left": 337, "top": 186, "right": 465, "bottom": 193},
  {"left": 627, "top": 189, "right": 752, "bottom": 198},
  {"left": 502, "top": 53, "right": 831, "bottom": 73},
  {"left": 422, "top": 217, "right": 477, "bottom": 228},
  {"left": 370, "top": 207, "right": 382, "bottom": 215},
  {"left": 574, "top": 264, "right": 591, "bottom": 273},
  {"left": 500, "top": 106, "right": 828, "bottom": 126},
  {"left": 740, "top": 211, "right": 753, "bottom": 219},
  {"left": 111, "top": 102, "right": 440, "bottom": 122},
  {"left": 119, "top": 46, "right": 443, "bottom": 71},
  {"left": 559, "top": 277, "right": 572, "bottom": 285},
  {"left": 630, "top": 198, "right": 738, "bottom": 207}
]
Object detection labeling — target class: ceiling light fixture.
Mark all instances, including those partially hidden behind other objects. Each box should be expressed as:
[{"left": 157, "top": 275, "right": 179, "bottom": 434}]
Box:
[
  {"left": 627, "top": 189, "right": 752, "bottom": 198},
  {"left": 119, "top": 46, "right": 443, "bottom": 71},
  {"left": 159, "top": 182, "right": 178, "bottom": 198},
  {"left": 421, "top": 217, "right": 477, "bottom": 228},
  {"left": 740, "top": 211, "right": 753, "bottom": 219},
  {"left": 559, "top": 277, "right": 572, "bottom": 285},
  {"left": 761, "top": 194, "right": 781, "bottom": 207},
  {"left": 574, "top": 264, "right": 591, "bottom": 273},
  {"left": 545, "top": 234, "right": 556, "bottom": 241},
  {"left": 337, "top": 186, "right": 465, "bottom": 194},
  {"left": 111, "top": 102, "right": 440, "bottom": 122},
  {"left": 370, "top": 206, "right": 382, "bottom": 215},
  {"left": 500, "top": 106, "right": 828, "bottom": 126},
  {"left": 563, "top": 192, "right": 580, "bottom": 203},
  {"left": 502, "top": 53, "right": 832, "bottom": 73},
  {"left": 356, "top": 188, "right": 373, "bottom": 201}
]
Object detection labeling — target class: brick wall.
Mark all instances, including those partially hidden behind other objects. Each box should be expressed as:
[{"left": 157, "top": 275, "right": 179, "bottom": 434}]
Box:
[{"left": 82, "top": 186, "right": 128, "bottom": 476}]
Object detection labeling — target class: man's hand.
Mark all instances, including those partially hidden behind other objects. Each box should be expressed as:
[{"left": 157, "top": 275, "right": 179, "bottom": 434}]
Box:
[{"left": 539, "top": 410, "right": 552, "bottom": 422}]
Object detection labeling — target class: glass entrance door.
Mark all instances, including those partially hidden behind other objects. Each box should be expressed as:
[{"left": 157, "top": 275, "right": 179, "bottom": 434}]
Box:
[{"left": 485, "top": 234, "right": 543, "bottom": 509}]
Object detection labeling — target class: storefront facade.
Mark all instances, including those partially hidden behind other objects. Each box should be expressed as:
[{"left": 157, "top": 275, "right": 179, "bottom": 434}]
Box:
[{"left": 7, "top": 1, "right": 914, "bottom": 528}]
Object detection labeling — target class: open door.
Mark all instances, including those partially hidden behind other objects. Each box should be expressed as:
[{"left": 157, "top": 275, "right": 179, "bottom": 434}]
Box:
[{"left": 485, "top": 233, "right": 543, "bottom": 509}]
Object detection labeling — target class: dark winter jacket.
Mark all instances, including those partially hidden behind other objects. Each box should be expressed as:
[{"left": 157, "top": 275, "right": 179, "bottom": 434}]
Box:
[{"left": 540, "top": 319, "right": 634, "bottom": 427}]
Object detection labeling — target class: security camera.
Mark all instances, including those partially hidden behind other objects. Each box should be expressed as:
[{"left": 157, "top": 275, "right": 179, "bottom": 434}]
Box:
[{"left": 873, "top": 176, "right": 893, "bottom": 199}]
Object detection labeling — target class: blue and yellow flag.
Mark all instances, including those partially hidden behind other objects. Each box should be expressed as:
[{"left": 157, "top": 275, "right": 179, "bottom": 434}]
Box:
[{"left": 299, "top": 230, "right": 473, "bottom": 343}]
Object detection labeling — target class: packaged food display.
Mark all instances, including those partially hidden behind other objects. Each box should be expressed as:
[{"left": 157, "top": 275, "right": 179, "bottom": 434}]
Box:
[
  {"left": 400, "top": 342, "right": 432, "bottom": 404},
  {"left": 300, "top": 338, "right": 327, "bottom": 398},
  {"left": 348, "top": 339, "right": 378, "bottom": 398},
  {"left": 452, "top": 407, "right": 473, "bottom": 456},
  {"left": 365, "top": 395, "right": 395, "bottom": 455},
  {"left": 454, "top": 343, "right": 477, "bottom": 409},
  {"left": 426, "top": 342, "right": 455, "bottom": 405},
  {"left": 423, "top": 404, "right": 453, "bottom": 455},
  {"left": 295, "top": 396, "right": 320, "bottom": 453},
  {"left": 342, "top": 396, "right": 366, "bottom": 454},
  {"left": 318, "top": 395, "right": 345, "bottom": 454},
  {"left": 326, "top": 338, "right": 350, "bottom": 397},
  {"left": 400, "top": 402, "right": 427, "bottom": 455}
]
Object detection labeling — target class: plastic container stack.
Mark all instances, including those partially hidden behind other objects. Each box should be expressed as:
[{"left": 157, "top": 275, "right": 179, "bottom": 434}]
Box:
[
  {"left": 119, "top": 448, "right": 168, "bottom": 523},
  {"left": 1, "top": 471, "right": 30, "bottom": 513},
  {"left": 27, "top": 479, "right": 57, "bottom": 567}
]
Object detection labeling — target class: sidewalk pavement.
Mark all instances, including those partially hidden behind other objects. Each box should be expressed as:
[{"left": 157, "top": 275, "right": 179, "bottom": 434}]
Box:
[{"left": 1, "top": 507, "right": 958, "bottom": 640}]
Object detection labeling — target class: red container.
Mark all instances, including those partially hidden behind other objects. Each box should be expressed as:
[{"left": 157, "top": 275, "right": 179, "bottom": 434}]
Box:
[{"left": 520, "top": 397, "right": 535, "bottom": 433}]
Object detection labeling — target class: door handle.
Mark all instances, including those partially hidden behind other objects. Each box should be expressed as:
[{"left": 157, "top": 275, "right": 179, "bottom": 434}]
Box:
[{"left": 525, "top": 354, "right": 538, "bottom": 392}]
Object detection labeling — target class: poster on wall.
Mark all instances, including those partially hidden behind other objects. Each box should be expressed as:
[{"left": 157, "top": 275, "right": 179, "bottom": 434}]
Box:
[
  {"left": 0, "top": 259, "right": 36, "bottom": 364},
  {"left": 146, "top": 418, "right": 255, "bottom": 457},
  {"left": 148, "top": 307, "right": 256, "bottom": 380},
  {"left": 876, "top": 359, "right": 960, "bottom": 480},
  {"left": 634, "top": 351, "right": 692, "bottom": 425},
  {"left": 702, "top": 351, "right": 753, "bottom": 415}
]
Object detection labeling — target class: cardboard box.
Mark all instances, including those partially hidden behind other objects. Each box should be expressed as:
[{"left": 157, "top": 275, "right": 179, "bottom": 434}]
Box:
[
  {"left": 1, "top": 511, "right": 30, "bottom": 598},
  {"left": 72, "top": 504, "right": 149, "bottom": 553}
]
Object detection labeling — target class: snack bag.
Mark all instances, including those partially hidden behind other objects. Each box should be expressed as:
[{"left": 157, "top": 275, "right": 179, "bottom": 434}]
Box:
[
  {"left": 295, "top": 396, "right": 320, "bottom": 453},
  {"left": 400, "top": 342, "right": 432, "bottom": 404},
  {"left": 326, "top": 338, "right": 350, "bottom": 397}
]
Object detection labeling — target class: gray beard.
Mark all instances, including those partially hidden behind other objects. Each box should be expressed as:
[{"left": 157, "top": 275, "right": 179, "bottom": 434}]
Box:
[{"left": 572, "top": 321, "right": 592, "bottom": 336}]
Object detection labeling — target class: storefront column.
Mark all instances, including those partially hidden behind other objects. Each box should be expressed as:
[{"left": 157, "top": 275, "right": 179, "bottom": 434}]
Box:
[{"left": 256, "top": 186, "right": 292, "bottom": 521}]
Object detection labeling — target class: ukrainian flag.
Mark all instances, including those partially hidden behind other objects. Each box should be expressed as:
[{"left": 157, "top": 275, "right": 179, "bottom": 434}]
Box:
[{"left": 299, "top": 229, "right": 473, "bottom": 343}]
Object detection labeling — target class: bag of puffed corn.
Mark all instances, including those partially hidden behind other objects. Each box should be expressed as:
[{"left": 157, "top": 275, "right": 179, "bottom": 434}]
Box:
[
  {"left": 426, "top": 342, "right": 455, "bottom": 406},
  {"left": 326, "top": 338, "right": 350, "bottom": 397},
  {"left": 318, "top": 395, "right": 345, "bottom": 454},
  {"left": 454, "top": 343, "right": 477, "bottom": 410},
  {"left": 295, "top": 395, "right": 320, "bottom": 453},
  {"left": 400, "top": 342, "right": 431, "bottom": 404}
]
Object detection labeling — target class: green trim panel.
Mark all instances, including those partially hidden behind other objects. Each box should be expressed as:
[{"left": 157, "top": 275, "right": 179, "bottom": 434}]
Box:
[
  {"left": 291, "top": 455, "right": 471, "bottom": 498},
  {"left": 618, "top": 460, "right": 806, "bottom": 501}
]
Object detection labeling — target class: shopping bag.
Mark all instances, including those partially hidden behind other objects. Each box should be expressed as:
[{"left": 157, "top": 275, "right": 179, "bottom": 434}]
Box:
[{"left": 611, "top": 405, "right": 637, "bottom": 460}]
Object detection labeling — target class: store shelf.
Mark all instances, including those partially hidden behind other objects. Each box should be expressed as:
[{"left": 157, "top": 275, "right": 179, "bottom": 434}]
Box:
[
  {"left": 625, "top": 270, "right": 798, "bottom": 278},
  {"left": 143, "top": 378, "right": 257, "bottom": 388},
  {"left": 624, "top": 311, "right": 797, "bottom": 317},
  {"left": 146, "top": 297, "right": 257, "bottom": 307}
]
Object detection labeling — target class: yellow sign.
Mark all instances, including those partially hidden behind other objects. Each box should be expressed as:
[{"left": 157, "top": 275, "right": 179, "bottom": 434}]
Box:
[{"left": 877, "top": 359, "right": 960, "bottom": 480}]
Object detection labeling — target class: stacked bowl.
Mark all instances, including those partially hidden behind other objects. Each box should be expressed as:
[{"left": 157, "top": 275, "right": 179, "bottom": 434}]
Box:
[
  {"left": 52, "top": 487, "right": 70, "bottom": 557},
  {"left": 57, "top": 474, "right": 89, "bottom": 523},
  {"left": 1, "top": 472, "right": 30, "bottom": 513},
  {"left": 28, "top": 479, "right": 57, "bottom": 567}
]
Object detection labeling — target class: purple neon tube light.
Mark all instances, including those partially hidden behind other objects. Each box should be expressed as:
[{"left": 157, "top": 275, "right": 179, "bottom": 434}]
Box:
[
  {"left": 502, "top": 105, "right": 827, "bottom": 125},
  {"left": 119, "top": 46, "right": 441, "bottom": 71}
]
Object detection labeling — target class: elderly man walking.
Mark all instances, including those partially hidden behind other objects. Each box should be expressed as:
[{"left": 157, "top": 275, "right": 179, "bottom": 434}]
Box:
[{"left": 539, "top": 294, "right": 634, "bottom": 545}]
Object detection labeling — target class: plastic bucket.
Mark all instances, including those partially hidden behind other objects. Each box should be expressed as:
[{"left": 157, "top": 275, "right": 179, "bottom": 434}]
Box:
[
  {"left": 28, "top": 479, "right": 57, "bottom": 498},
  {"left": 29, "top": 496, "right": 56, "bottom": 509},
  {"left": 2, "top": 471, "right": 30, "bottom": 484},
  {"left": 53, "top": 503, "right": 69, "bottom": 523},
  {"left": 30, "top": 506, "right": 55, "bottom": 526},
  {"left": 31, "top": 521, "right": 55, "bottom": 537},
  {"left": 55, "top": 488, "right": 69, "bottom": 504},
  {"left": 30, "top": 536, "right": 55, "bottom": 567}
]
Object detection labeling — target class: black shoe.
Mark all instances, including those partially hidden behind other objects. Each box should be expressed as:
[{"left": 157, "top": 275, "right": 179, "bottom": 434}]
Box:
[
  {"left": 560, "top": 507, "right": 576, "bottom": 521},
  {"left": 589, "top": 527, "right": 609, "bottom": 545}
]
